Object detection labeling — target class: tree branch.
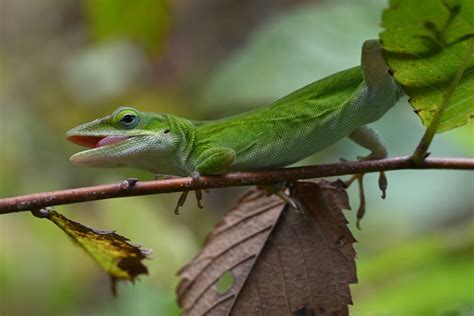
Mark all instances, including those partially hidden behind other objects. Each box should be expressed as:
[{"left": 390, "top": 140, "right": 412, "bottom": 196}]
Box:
[{"left": 1, "top": 156, "right": 472, "bottom": 214}]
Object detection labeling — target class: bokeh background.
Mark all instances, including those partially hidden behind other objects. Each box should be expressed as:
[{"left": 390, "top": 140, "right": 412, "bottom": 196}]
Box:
[{"left": 1, "top": 0, "right": 473, "bottom": 315}]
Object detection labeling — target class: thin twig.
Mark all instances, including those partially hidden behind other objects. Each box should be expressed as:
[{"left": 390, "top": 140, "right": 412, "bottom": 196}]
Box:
[{"left": 0, "top": 156, "right": 472, "bottom": 214}]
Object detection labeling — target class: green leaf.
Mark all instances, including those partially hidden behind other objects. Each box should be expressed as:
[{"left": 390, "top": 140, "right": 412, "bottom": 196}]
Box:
[
  {"left": 381, "top": 0, "right": 474, "bottom": 133},
  {"left": 83, "top": 0, "right": 170, "bottom": 55},
  {"left": 33, "top": 208, "right": 151, "bottom": 295}
]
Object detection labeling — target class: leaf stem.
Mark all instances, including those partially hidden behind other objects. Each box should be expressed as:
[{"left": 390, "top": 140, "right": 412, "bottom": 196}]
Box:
[{"left": 0, "top": 156, "right": 473, "bottom": 214}]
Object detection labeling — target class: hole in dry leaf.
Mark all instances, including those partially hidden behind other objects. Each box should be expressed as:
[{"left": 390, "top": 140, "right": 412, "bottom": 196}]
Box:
[{"left": 216, "top": 270, "right": 234, "bottom": 294}]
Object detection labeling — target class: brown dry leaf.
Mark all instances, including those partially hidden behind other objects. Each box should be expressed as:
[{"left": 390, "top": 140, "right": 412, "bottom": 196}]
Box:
[
  {"left": 177, "top": 180, "right": 357, "bottom": 316},
  {"left": 33, "top": 208, "right": 151, "bottom": 295}
]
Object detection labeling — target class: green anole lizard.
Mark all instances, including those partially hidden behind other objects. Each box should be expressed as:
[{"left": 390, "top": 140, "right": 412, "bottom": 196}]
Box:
[{"left": 66, "top": 40, "right": 403, "bottom": 216}]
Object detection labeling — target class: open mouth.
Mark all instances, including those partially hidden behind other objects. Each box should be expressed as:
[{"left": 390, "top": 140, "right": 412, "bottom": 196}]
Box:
[{"left": 67, "top": 135, "right": 130, "bottom": 148}]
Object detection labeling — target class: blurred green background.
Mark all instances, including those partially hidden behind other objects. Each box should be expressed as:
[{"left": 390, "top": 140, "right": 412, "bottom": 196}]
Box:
[{"left": 0, "top": 0, "right": 473, "bottom": 315}]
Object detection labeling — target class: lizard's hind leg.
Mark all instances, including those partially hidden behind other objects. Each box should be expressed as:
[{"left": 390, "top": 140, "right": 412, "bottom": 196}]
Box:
[
  {"left": 345, "top": 125, "right": 389, "bottom": 228},
  {"left": 348, "top": 125, "right": 388, "bottom": 197}
]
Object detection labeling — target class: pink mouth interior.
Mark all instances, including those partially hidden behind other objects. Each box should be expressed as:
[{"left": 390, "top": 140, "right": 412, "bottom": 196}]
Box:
[{"left": 67, "top": 136, "right": 129, "bottom": 148}]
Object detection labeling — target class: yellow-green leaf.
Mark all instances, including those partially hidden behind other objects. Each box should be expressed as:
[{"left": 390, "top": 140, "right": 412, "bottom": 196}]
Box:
[
  {"left": 34, "top": 208, "right": 151, "bottom": 295},
  {"left": 381, "top": 0, "right": 474, "bottom": 132}
]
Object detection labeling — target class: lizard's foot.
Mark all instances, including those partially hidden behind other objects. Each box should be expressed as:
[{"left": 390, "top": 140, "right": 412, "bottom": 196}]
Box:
[
  {"left": 174, "top": 172, "right": 205, "bottom": 215},
  {"left": 342, "top": 155, "right": 388, "bottom": 199},
  {"left": 191, "top": 171, "right": 204, "bottom": 209},
  {"left": 194, "top": 189, "right": 204, "bottom": 209},
  {"left": 261, "top": 182, "right": 304, "bottom": 213},
  {"left": 378, "top": 171, "right": 387, "bottom": 199},
  {"left": 175, "top": 191, "right": 189, "bottom": 215},
  {"left": 343, "top": 153, "right": 387, "bottom": 228},
  {"left": 174, "top": 190, "right": 204, "bottom": 214},
  {"left": 356, "top": 154, "right": 388, "bottom": 199},
  {"left": 357, "top": 150, "right": 388, "bottom": 199},
  {"left": 344, "top": 174, "right": 366, "bottom": 229}
]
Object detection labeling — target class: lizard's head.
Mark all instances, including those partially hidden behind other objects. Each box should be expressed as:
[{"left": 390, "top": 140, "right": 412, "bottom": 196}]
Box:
[{"left": 66, "top": 106, "right": 180, "bottom": 170}]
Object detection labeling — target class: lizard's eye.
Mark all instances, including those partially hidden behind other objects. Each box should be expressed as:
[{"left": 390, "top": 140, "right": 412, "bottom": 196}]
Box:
[{"left": 117, "top": 110, "right": 139, "bottom": 129}]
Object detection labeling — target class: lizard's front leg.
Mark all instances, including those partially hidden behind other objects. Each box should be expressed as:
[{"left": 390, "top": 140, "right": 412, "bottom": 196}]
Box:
[{"left": 174, "top": 147, "right": 236, "bottom": 215}]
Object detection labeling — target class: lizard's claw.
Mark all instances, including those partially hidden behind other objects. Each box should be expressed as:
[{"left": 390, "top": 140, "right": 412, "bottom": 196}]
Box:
[
  {"left": 175, "top": 191, "right": 189, "bottom": 215},
  {"left": 276, "top": 191, "right": 303, "bottom": 213},
  {"left": 344, "top": 174, "right": 366, "bottom": 229},
  {"left": 174, "top": 172, "right": 206, "bottom": 215},
  {"left": 342, "top": 155, "right": 388, "bottom": 199},
  {"left": 342, "top": 150, "right": 388, "bottom": 228},
  {"left": 261, "top": 182, "right": 304, "bottom": 213},
  {"left": 378, "top": 171, "right": 387, "bottom": 199},
  {"left": 194, "top": 189, "right": 204, "bottom": 209},
  {"left": 191, "top": 171, "right": 204, "bottom": 209},
  {"left": 357, "top": 155, "right": 388, "bottom": 199}
]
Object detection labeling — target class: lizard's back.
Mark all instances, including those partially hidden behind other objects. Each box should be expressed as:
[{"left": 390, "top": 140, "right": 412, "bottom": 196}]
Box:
[{"left": 193, "top": 65, "right": 394, "bottom": 171}]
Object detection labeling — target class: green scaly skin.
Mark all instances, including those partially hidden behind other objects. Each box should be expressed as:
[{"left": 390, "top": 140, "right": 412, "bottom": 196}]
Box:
[{"left": 67, "top": 40, "right": 403, "bottom": 182}]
